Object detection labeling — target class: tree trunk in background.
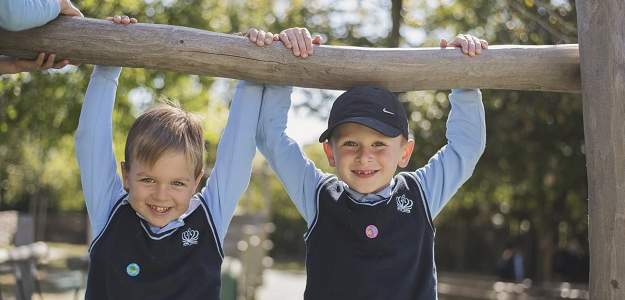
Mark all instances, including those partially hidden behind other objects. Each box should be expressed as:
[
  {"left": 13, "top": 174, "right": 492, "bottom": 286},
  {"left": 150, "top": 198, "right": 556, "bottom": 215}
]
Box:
[{"left": 389, "top": 0, "right": 402, "bottom": 47}]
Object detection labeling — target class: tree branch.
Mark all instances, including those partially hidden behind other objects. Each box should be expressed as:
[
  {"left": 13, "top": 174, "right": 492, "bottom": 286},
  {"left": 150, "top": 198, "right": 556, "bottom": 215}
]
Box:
[{"left": 0, "top": 16, "right": 580, "bottom": 93}]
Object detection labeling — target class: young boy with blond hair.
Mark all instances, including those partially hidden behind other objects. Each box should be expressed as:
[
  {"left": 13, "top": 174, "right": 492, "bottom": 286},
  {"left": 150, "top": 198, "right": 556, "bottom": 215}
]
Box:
[{"left": 75, "top": 17, "right": 297, "bottom": 299}]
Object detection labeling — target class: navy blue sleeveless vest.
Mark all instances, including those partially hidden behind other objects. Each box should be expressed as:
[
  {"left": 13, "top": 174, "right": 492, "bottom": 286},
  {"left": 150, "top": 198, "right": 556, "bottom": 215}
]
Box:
[
  {"left": 86, "top": 194, "right": 223, "bottom": 300},
  {"left": 304, "top": 172, "right": 437, "bottom": 300}
]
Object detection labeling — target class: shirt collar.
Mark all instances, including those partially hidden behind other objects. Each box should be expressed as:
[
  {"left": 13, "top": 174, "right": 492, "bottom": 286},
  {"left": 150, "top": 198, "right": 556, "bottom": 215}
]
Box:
[{"left": 343, "top": 178, "right": 395, "bottom": 203}]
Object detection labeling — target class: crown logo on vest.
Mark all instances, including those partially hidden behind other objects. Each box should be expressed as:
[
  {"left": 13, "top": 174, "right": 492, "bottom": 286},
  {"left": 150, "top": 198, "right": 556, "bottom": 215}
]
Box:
[
  {"left": 396, "top": 194, "right": 413, "bottom": 213},
  {"left": 182, "top": 228, "right": 199, "bottom": 246}
]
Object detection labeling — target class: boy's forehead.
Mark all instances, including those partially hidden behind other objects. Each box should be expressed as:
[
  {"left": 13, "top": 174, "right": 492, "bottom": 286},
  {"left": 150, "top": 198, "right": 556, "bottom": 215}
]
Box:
[{"left": 131, "top": 153, "right": 197, "bottom": 176}]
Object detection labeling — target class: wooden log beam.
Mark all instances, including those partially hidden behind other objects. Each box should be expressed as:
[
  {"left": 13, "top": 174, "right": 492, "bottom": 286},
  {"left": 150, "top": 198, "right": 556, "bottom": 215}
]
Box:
[
  {"left": 0, "top": 16, "right": 580, "bottom": 93},
  {"left": 577, "top": 0, "right": 625, "bottom": 299}
]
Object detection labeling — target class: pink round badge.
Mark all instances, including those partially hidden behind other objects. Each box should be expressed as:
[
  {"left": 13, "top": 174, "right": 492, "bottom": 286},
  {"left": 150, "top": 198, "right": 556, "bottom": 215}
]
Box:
[{"left": 365, "top": 225, "right": 378, "bottom": 238}]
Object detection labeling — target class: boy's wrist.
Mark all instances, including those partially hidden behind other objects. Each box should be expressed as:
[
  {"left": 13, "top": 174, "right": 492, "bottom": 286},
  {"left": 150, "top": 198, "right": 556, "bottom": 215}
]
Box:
[{"left": 92, "top": 65, "right": 122, "bottom": 79}]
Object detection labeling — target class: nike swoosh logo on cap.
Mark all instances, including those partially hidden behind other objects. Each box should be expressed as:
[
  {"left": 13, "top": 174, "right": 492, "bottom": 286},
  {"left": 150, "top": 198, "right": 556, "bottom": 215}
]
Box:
[{"left": 383, "top": 108, "right": 395, "bottom": 115}]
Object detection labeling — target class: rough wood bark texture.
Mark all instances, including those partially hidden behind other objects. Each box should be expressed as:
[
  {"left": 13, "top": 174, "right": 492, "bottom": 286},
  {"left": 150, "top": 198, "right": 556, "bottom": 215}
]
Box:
[
  {"left": 0, "top": 16, "right": 580, "bottom": 92},
  {"left": 576, "top": 0, "right": 625, "bottom": 298}
]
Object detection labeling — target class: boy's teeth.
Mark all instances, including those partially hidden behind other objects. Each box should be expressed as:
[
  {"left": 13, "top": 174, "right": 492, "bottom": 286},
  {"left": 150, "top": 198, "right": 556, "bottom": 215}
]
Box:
[{"left": 151, "top": 205, "right": 168, "bottom": 212}]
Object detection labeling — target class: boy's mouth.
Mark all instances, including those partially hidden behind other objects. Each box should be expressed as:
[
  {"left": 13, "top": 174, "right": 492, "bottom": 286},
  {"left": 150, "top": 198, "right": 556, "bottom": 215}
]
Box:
[
  {"left": 353, "top": 170, "right": 378, "bottom": 177},
  {"left": 149, "top": 205, "right": 171, "bottom": 213}
]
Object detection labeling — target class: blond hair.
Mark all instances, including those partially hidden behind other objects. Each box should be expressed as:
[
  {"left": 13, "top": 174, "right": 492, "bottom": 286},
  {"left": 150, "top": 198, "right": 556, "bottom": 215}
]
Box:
[{"left": 124, "top": 99, "right": 204, "bottom": 177}]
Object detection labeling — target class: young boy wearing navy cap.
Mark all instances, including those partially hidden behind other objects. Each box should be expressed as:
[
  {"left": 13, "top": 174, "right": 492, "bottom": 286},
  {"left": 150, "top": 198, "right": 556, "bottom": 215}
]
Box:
[{"left": 257, "top": 29, "right": 488, "bottom": 300}]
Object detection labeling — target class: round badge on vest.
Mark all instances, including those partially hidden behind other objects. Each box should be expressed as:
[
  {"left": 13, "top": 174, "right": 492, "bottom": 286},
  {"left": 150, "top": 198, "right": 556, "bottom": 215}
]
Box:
[
  {"left": 126, "top": 263, "right": 140, "bottom": 276},
  {"left": 365, "top": 225, "right": 378, "bottom": 238}
]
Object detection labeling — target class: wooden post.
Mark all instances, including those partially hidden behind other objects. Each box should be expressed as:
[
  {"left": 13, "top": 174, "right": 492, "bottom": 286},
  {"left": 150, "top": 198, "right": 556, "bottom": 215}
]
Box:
[
  {"left": 576, "top": 0, "right": 625, "bottom": 299},
  {"left": 0, "top": 16, "right": 581, "bottom": 93}
]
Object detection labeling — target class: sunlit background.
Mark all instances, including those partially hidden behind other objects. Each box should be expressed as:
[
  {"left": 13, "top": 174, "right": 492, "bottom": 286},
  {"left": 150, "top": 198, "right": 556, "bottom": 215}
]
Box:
[{"left": 1, "top": 0, "right": 586, "bottom": 299}]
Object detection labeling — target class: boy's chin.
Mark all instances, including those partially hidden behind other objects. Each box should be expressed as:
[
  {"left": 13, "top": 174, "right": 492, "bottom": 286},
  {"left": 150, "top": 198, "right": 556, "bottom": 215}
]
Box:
[
  {"left": 144, "top": 218, "right": 168, "bottom": 228},
  {"left": 348, "top": 184, "right": 388, "bottom": 195}
]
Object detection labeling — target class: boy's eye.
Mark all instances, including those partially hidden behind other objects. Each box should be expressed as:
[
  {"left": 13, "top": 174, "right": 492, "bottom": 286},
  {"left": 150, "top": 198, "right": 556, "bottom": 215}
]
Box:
[
  {"left": 172, "top": 181, "right": 185, "bottom": 186},
  {"left": 373, "top": 141, "right": 387, "bottom": 147},
  {"left": 141, "top": 178, "right": 155, "bottom": 183},
  {"left": 343, "top": 141, "right": 357, "bottom": 147}
]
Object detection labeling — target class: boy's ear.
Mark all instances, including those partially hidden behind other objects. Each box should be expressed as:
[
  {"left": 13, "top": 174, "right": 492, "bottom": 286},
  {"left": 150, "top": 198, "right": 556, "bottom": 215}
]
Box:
[
  {"left": 121, "top": 161, "right": 129, "bottom": 189},
  {"left": 398, "top": 139, "right": 415, "bottom": 168},
  {"left": 322, "top": 141, "right": 337, "bottom": 168},
  {"left": 194, "top": 170, "right": 205, "bottom": 189}
]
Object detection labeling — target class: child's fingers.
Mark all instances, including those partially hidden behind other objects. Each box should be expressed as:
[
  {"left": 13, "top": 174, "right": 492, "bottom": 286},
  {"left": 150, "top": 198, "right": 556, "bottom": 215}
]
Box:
[
  {"left": 439, "top": 38, "right": 449, "bottom": 48},
  {"left": 450, "top": 34, "right": 472, "bottom": 56},
  {"left": 255, "top": 30, "right": 268, "bottom": 46},
  {"left": 52, "top": 59, "right": 70, "bottom": 69},
  {"left": 472, "top": 37, "right": 483, "bottom": 55},
  {"left": 264, "top": 32, "right": 275, "bottom": 45},
  {"left": 284, "top": 29, "right": 302, "bottom": 56},
  {"left": 246, "top": 28, "right": 259, "bottom": 43},
  {"left": 42, "top": 54, "right": 56, "bottom": 69},
  {"left": 109, "top": 15, "right": 136, "bottom": 24},
  {"left": 34, "top": 52, "right": 46, "bottom": 66},
  {"left": 120, "top": 15, "right": 132, "bottom": 24},
  {"left": 297, "top": 28, "right": 313, "bottom": 57},
  {"left": 312, "top": 35, "right": 324, "bottom": 45},
  {"left": 279, "top": 31, "right": 293, "bottom": 49},
  {"left": 480, "top": 39, "right": 489, "bottom": 50},
  {"left": 279, "top": 28, "right": 322, "bottom": 57},
  {"left": 465, "top": 35, "right": 477, "bottom": 56}
]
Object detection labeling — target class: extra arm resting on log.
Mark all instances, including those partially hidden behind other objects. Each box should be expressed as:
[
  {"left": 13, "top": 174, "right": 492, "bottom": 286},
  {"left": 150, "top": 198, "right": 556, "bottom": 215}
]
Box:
[{"left": 0, "top": 16, "right": 580, "bottom": 93}]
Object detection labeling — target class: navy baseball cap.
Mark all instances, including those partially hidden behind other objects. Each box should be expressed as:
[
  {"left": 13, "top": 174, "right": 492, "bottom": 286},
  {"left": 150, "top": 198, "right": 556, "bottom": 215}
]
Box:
[{"left": 319, "top": 86, "right": 409, "bottom": 143}]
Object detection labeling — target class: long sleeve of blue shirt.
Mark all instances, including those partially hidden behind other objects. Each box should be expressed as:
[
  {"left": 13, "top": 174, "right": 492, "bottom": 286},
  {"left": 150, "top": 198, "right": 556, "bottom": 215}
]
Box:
[
  {"left": 0, "top": 0, "right": 60, "bottom": 31},
  {"left": 75, "top": 66, "right": 263, "bottom": 244},
  {"left": 256, "top": 85, "right": 486, "bottom": 226}
]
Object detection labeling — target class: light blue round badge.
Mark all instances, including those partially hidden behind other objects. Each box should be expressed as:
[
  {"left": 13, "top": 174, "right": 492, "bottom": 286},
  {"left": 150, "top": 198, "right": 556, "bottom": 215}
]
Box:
[{"left": 126, "top": 263, "right": 140, "bottom": 276}]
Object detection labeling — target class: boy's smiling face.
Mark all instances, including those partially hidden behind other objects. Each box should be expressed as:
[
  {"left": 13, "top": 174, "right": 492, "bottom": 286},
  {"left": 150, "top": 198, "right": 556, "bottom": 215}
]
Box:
[
  {"left": 323, "top": 122, "right": 414, "bottom": 194},
  {"left": 122, "top": 152, "right": 203, "bottom": 228}
]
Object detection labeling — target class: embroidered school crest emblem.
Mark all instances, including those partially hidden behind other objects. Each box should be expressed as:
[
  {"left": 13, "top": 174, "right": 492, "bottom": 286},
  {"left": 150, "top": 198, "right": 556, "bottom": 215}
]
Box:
[
  {"left": 396, "top": 194, "right": 413, "bottom": 213},
  {"left": 182, "top": 228, "right": 199, "bottom": 246}
]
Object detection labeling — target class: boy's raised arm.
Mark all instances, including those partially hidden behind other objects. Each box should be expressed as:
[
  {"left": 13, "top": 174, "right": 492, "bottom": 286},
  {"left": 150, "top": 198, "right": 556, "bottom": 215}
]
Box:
[
  {"left": 75, "top": 65, "right": 126, "bottom": 237},
  {"left": 256, "top": 84, "right": 327, "bottom": 225},
  {"left": 413, "top": 34, "right": 487, "bottom": 218},
  {"left": 415, "top": 88, "right": 486, "bottom": 218},
  {"left": 202, "top": 29, "right": 279, "bottom": 242},
  {"left": 203, "top": 80, "right": 264, "bottom": 241},
  {"left": 74, "top": 17, "right": 135, "bottom": 239},
  {"left": 255, "top": 28, "right": 327, "bottom": 225}
]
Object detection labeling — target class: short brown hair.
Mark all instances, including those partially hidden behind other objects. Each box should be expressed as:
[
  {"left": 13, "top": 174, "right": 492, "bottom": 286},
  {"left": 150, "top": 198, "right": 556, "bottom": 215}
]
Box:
[{"left": 124, "top": 99, "right": 204, "bottom": 178}]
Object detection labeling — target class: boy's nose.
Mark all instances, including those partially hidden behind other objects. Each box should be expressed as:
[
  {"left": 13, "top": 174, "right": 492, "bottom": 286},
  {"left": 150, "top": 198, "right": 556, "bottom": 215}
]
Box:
[
  {"left": 153, "top": 185, "right": 169, "bottom": 200},
  {"left": 356, "top": 148, "right": 372, "bottom": 164}
]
